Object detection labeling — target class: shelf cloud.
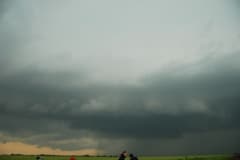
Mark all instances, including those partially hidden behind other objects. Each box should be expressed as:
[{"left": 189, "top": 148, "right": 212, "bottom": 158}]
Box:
[{"left": 0, "top": 0, "right": 240, "bottom": 155}]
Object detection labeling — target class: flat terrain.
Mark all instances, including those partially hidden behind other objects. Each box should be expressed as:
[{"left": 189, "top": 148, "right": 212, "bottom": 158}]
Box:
[{"left": 0, "top": 155, "right": 230, "bottom": 160}]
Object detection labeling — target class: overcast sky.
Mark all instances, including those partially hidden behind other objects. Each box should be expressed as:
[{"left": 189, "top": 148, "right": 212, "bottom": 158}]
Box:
[{"left": 0, "top": 0, "right": 240, "bottom": 156}]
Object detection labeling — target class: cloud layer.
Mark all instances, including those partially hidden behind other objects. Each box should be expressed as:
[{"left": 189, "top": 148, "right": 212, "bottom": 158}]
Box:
[{"left": 0, "top": 0, "right": 240, "bottom": 155}]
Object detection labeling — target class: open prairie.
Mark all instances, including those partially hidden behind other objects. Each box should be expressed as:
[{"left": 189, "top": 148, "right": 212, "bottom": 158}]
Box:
[{"left": 0, "top": 155, "right": 230, "bottom": 160}]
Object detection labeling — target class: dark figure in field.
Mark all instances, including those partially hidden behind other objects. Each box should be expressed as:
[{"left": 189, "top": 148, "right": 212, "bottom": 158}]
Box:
[
  {"left": 119, "top": 151, "right": 128, "bottom": 160},
  {"left": 36, "top": 156, "right": 43, "bottom": 160},
  {"left": 129, "top": 153, "right": 138, "bottom": 160},
  {"left": 232, "top": 153, "right": 240, "bottom": 160}
]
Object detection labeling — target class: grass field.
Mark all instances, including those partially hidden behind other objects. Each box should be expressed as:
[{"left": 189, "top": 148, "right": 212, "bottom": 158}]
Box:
[{"left": 0, "top": 155, "right": 231, "bottom": 160}]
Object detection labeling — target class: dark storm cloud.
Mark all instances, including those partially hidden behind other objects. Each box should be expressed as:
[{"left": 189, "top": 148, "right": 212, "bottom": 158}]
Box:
[
  {"left": 1, "top": 26, "right": 240, "bottom": 152},
  {"left": 1, "top": 53, "right": 240, "bottom": 141},
  {"left": 69, "top": 53, "right": 240, "bottom": 139},
  {"left": 0, "top": 0, "right": 240, "bottom": 155}
]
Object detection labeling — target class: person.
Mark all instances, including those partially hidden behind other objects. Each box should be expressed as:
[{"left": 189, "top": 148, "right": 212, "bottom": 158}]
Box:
[
  {"left": 118, "top": 151, "right": 128, "bottom": 160},
  {"left": 232, "top": 153, "right": 240, "bottom": 160},
  {"left": 129, "top": 153, "right": 138, "bottom": 160},
  {"left": 36, "top": 156, "right": 43, "bottom": 160},
  {"left": 69, "top": 155, "right": 76, "bottom": 160}
]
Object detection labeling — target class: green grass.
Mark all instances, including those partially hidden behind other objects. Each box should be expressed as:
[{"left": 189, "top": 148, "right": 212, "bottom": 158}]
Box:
[{"left": 0, "top": 155, "right": 231, "bottom": 160}]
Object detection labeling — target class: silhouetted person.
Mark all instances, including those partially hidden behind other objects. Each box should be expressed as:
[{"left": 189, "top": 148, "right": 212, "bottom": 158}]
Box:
[
  {"left": 129, "top": 153, "right": 138, "bottom": 160},
  {"left": 36, "top": 156, "right": 43, "bottom": 160},
  {"left": 233, "top": 153, "right": 240, "bottom": 160},
  {"left": 119, "top": 151, "right": 128, "bottom": 160}
]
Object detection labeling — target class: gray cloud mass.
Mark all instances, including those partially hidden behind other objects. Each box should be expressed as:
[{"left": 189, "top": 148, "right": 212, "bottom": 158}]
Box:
[{"left": 0, "top": 0, "right": 240, "bottom": 156}]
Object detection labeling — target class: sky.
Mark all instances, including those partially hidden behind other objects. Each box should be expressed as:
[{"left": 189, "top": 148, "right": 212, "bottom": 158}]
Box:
[{"left": 0, "top": 0, "right": 240, "bottom": 156}]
